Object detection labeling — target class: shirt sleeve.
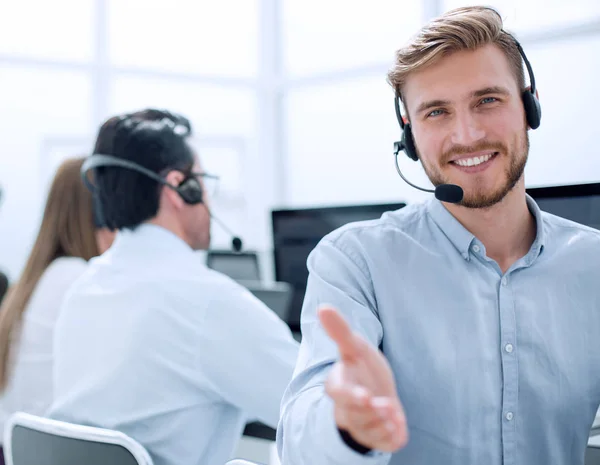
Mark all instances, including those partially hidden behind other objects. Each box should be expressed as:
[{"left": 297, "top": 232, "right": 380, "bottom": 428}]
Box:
[
  {"left": 276, "top": 236, "right": 392, "bottom": 465},
  {"left": 199, "top": 281, "right": 300, "bottom": 428}
]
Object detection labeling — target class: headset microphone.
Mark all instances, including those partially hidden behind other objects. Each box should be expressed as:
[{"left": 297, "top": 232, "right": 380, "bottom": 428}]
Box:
[
  {"left": 207, "top": 209, "right": 243, "bottom": 252},
  {"left": 393, "top": 141, "right": 464, "bottom": 203}
]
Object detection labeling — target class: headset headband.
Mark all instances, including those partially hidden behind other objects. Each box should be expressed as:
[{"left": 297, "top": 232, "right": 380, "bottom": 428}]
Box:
[
  {"left": 81, "top": 154, "right": 170, "bottom": 192},
  {"left": 395, "top": 33, "right": 536, "bottom": 129}
]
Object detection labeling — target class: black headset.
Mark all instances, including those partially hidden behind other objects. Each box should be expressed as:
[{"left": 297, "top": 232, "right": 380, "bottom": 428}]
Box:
[
  {"left": 394, "top": 35, "right": 542, "bottom": 162},
  {"left": 81, "top": 154, "right": 205, "bottom": 205}
]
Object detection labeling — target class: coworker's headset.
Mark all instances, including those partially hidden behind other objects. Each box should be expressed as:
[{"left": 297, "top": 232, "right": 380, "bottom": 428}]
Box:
[
  {"left": 81, "top": 116, "right": 204, "bottom": 205},
  {"left": 391, "top": 30, "right": 541, "bottom": 204},
  {"left": 395, "top": 35, "right": 541, "bottom": 163},
  {"left": 81, "top": 115, "right": 244, "bottom": 252},
  {"left": 81, "top": 154, "right": 204, "bottom": 205}
]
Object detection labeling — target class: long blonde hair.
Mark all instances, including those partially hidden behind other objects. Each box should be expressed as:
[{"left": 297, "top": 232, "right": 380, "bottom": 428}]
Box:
[{"left": 0, "top": 157, "right": 99, "bottom": 390}]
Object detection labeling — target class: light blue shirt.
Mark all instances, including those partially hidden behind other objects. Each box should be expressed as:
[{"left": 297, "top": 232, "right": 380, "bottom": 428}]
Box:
[
  {"left": 277, "top": 195, "right": 600, "bottom": 465},
  {"left": 49, "top": 224, "right": 299, "bottom": 465}
]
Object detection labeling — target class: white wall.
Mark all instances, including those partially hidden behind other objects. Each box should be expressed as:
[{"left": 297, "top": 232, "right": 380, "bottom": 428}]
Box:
[
  {"left": 0, "top": 0, "right": 274, "bottom": 281},
  {"left": 0, "top": 67, "right": 93, "bottom": 279}
]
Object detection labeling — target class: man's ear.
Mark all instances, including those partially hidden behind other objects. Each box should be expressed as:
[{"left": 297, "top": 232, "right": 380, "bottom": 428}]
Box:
[
  {"left": 524, "top": 85, "right": 540, "bottom": 100},
  {"left": 161, "top": 170, "right": 186, "bottom": 209}
]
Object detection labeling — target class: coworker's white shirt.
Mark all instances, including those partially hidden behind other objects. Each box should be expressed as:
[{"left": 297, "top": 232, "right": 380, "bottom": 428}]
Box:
[
  {"left": 48, "top": 224, "right": 299, "bottom": 465},
  {"left": 0, "top": 257, "right": 87, "bottom": 441}
]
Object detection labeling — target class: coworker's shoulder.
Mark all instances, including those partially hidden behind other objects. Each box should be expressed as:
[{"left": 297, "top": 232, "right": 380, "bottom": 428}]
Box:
[
  {"left": 27, "top": 257, "right": 89, "bottom": 316},
  {"left": 47, "top": 256, "right": 88, "bottom": 272},
  {"left": 172, "top": 263, "right": 255, "bottom": 303},
  {"left": 42, "top": 256, "right": 89, "bottom": 283},
  {"left": 322, "top": 201, "right": 428, "bottom": 247},
  {"left": 197, "top": 269, "right": 290, "bottom": 325}
]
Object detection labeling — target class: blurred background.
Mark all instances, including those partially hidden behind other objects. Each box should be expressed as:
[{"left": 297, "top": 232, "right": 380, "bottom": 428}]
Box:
[
  {"left": 0, "top": 0, "right": 599, "bottom": 281},
  {"left": 2, "top": 2, "right": 600, "bottom": 463}
]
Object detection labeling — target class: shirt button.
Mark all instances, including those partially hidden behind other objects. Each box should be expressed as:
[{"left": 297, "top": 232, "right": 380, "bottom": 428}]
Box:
[
  {"left": 472, "top": 244, "right": 480, "bottom": 253},
  {"left": 501, "top": 277, "right": 508, "bottom": 286},
  {"left": 506, "top": 412, "right": 514, "bottom": 421},
  {"left": 505, "top": 343, "right": 513, "bottom": 353}
]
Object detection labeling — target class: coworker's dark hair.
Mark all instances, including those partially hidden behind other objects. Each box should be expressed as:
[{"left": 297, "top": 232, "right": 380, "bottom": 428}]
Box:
[{"left": 92, "top": 109, "right": 194, "bottom": 230}]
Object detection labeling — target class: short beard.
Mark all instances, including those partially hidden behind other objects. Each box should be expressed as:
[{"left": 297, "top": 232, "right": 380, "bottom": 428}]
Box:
[{"left": 422, "top": 131, "right": 529, "bottom": 209}]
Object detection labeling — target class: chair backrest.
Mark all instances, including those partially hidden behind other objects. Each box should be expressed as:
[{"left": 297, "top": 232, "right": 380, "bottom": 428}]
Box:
[
  {"left": 4, "top": 412, "right": 153, "bottom": 465},
  {"left": 587, "top": 444, "right": 600, "bottom": 465},
  {"left": 0, "top": 271, "right": 8, "bottom": 305}
]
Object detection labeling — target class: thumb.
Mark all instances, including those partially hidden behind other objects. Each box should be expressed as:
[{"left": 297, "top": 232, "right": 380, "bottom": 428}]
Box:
[{"left": 318, "top": 305, "right": 360, "bottom": 363}]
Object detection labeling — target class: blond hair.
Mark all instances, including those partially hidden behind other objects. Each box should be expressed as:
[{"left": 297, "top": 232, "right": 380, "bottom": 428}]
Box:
[
  {"left": 387, "top": 6, "right": 525, "bottom": 108},
  {"left": 0, "top": 157, "right": 99, "bottom": 390}
]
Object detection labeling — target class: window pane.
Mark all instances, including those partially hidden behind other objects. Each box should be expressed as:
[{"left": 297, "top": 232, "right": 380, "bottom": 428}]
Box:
[
  {"left": 524, "top": 35, "right": 600, "bottom": 187},
  {"left": 441, "top": 1, "right": 600, "bottom": 34},
  {"left": 108, "top": 0, "right": 258, "bottom": 77},
  {"left": 0, "top": 0, "right": 93, "bottom": 61},
  {"left": 0, "top": 67, "right": 92, "bottom": 278},
  {"left": 109, "top": 76, "right": 256, "bottom": 139},
  {"left": 284, "top": 0, "right": 422, "bottom": 77},
  {"left": 285, "top": 76, "right": 433, "bottom": 207}
]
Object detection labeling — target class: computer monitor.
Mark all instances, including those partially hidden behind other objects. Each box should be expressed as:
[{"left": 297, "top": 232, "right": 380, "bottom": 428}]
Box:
[
  {"left": 206, "top": 250, "right": 261, "bottom": 281},
  {"left": 271, "top": 202, "right": 406, "bottom": 331},
  {"left": 526, "top": 182, "right": 600, "bottom": 230}
]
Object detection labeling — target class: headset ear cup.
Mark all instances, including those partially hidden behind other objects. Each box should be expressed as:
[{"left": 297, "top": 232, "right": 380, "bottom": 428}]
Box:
[
  {"left": 403, "top": 124, "right": 419, "bottom": 161},
  {"left": 177, "top": 178, "right": 203, "bottom": 205},
  {"left": 522, "top": 91, "right": 542, "bottom": 129}
]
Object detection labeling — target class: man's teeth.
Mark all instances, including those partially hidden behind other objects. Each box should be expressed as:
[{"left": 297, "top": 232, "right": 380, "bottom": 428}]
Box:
[{"left": 454, "top": 153, "right": 494, "bottom": 167}]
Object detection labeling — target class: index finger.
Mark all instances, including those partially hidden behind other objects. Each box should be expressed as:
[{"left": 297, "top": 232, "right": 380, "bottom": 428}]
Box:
[{"left": 318, "top": 305, "right": 360, "bottom": 363}]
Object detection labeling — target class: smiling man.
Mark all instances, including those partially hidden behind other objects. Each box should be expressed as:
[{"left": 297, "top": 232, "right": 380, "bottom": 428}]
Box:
[{"left": 277, "top": 6, "right": 600, "bottom": 465}]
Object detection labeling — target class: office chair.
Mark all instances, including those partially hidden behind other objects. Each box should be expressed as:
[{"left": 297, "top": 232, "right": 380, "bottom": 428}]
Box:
[
  {"left": 586, "top": 443, "right": 600, "bottom": 464},
  {"left": 4, "top": 412, "right": 153, "bottom": 465},
  {"left": 0, "top": 271, "right": 8, "bottom": 306}
]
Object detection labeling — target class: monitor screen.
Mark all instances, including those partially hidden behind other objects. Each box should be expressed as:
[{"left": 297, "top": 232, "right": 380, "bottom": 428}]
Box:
[
  {"left": 526, "top": 182, "right": 600, "bottom": 230},
  {"left": 271, "top": 202, "right": 406, "bottom": 331},
  {"left": 206, "top": 251, "right": 260, "bottom": 281}
]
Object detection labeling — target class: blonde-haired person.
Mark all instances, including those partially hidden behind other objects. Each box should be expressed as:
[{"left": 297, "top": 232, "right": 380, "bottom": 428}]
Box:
[
  {"left": 277, "top": 6, "right": 600, "bottom": 465},
  {"left": 0, "top": 157, "right": 114, "bottom": 457}
]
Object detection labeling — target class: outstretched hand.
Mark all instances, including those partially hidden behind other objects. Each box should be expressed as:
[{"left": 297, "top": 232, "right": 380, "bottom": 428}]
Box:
[{"left": 319, "top": 305, "right": 408, "bottom": 452}]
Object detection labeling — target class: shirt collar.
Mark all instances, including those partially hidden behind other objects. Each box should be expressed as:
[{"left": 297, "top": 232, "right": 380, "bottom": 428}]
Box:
[
  {"left": 525, "top": 194, "right": 546, "bottom": 261},
  {"left": 426, "top": 194, "right": 545, "bottom": 262},
  {"left": 112, "top": 223, "right": 194, "bottom": 258},
  {"left": 426, "top": 198, "right": 475, "bottom": 260}
]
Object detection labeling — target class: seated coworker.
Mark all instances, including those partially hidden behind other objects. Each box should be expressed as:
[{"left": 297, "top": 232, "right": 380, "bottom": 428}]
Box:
[
  {"left": 0, "top": 157, "right": 113, "bottom": 460},
  {"left": 48, "top": 109, "right": 300, "bottom": 465}
]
